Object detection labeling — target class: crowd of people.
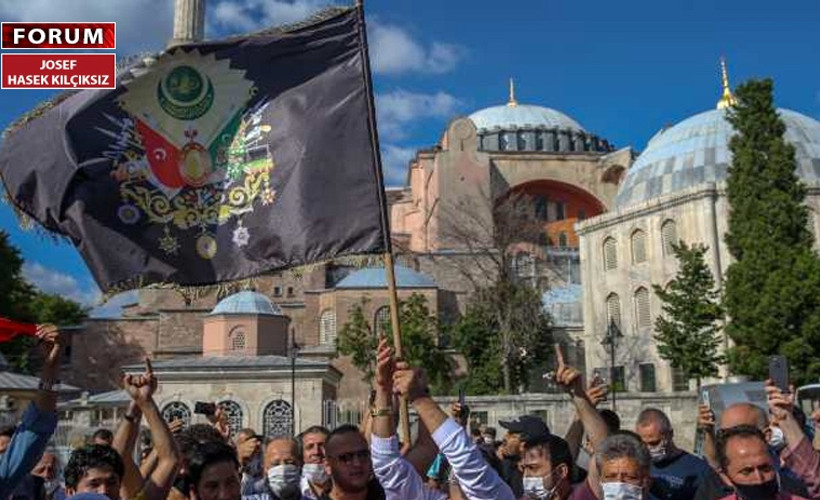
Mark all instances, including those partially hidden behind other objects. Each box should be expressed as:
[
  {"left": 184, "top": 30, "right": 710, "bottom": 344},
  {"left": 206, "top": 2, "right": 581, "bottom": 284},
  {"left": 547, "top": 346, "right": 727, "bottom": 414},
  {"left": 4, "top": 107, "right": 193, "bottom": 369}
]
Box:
[{"left": 4, "top": 326, "right": 820, "bottom": 500}]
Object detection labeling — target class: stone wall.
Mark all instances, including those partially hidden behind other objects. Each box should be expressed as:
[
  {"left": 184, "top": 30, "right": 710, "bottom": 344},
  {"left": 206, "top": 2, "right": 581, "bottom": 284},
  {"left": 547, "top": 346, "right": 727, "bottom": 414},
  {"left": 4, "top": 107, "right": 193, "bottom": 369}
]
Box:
[{"left": 441, "top": 391, "right": 700, "bottom": 451}]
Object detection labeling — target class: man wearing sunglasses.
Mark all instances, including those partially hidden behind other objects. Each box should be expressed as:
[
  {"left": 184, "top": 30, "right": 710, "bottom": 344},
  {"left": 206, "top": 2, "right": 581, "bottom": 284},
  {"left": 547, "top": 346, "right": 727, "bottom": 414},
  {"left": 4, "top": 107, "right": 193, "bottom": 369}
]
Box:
[{"left": 320, "top": 426, "right": 385, "bottom": 500}]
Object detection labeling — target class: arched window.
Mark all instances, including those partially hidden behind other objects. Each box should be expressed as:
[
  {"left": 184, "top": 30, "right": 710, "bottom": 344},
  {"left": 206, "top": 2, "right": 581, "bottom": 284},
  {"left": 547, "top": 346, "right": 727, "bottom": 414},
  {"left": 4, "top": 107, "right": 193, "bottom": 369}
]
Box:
[
  {"left": 374, "top": 306, "right": 391, "bottom": 336},
  {"left": 631, "top": 230, "right": 647, "bottom": 264},
  {"left": 161, "top": 402, "right": 191, "bottom": 426},
  {"left": 606, "top": 293, "right": 622, "bottom": 327},
  {"left": 661, "top": 220, "right": 677, "bottom": 256},
  {"left": 230, "top": 327, "right": 246, "bottom": 351},
  {"left": 263, "top": 399, "right": 293, "bottom": 438},
  {"left": 603, "top": 237, "right": 618, "bottom": 270},
  {"left": 218, "top": 400, "right": 244, "bottom": 437},
  {"left": 634, "top": 287, "right": 651, "bottom": 328},
  {"left": 320, "top": 310, "right": 336, "bottom": 346}
]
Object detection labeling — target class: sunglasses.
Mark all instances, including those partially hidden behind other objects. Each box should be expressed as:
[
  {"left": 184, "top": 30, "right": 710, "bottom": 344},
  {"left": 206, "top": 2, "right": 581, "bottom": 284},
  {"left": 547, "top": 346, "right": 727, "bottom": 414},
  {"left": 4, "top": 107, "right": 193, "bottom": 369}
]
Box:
[{"left": 331, "top": 449, "right": 371, "bottom": 464}]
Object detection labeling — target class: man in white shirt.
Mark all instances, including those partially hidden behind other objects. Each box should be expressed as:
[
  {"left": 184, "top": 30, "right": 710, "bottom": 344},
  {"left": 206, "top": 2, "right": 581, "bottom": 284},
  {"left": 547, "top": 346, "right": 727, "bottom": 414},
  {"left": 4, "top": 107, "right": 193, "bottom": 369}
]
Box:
[{"left": 370, "top": 336, "right": 516, "bottom": 500}]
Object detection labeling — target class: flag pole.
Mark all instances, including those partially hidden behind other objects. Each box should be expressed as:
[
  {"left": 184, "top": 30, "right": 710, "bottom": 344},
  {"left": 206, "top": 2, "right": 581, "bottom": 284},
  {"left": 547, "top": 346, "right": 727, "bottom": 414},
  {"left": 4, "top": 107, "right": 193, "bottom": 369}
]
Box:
[{"left": 354, "top": 0, "right": 412, "bottom": 446}]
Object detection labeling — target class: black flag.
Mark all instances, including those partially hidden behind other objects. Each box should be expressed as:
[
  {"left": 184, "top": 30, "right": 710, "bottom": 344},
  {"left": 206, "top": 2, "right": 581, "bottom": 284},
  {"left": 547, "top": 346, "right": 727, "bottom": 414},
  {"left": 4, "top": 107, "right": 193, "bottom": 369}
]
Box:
[{"left": 0, "top": 8, "right": 389, "bottom": 292}]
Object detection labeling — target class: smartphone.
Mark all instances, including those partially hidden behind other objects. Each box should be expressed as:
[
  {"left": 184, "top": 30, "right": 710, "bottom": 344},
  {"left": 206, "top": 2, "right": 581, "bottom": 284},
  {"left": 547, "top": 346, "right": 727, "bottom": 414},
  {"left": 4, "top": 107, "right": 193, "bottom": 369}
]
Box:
[
  {"left": 701, "top": 388, "right": 711, "bottom": 409},
  {"left": 769, "top": 355, "right": 789, "bottom": 393},
  {"left": 194, "top": 401, "right": 217, "bottom": 416},
  {"left": 458, "top": 388, "right": 466, "bottom": 407}
]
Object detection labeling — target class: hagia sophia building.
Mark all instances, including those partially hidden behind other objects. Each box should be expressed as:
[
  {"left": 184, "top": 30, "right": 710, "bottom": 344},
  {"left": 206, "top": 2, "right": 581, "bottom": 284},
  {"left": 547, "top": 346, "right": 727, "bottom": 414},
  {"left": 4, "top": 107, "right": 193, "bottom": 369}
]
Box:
[{"left": 31, "top": 61, "right": 820, "bottom": 441}]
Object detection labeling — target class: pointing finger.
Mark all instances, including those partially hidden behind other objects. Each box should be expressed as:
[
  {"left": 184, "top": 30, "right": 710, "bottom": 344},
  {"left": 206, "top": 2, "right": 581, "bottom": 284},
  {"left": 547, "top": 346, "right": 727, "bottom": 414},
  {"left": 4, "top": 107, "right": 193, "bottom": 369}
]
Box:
[
  {"left": 144, "top": 357, "right": 154, "bottom": 375},
  {"left": 554, "top": 343, "right": 565, "bottom": 368}
]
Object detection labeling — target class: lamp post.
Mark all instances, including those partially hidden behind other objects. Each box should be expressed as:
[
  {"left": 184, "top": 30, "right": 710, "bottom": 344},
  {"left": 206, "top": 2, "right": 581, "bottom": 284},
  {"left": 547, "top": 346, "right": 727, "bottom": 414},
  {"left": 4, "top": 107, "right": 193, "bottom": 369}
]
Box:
[
  {"left": 289, "top": 329, "right": 300, "bottom": 437},
  {"left": 601, "top": 318, "right": 622, "bottom": 411}
]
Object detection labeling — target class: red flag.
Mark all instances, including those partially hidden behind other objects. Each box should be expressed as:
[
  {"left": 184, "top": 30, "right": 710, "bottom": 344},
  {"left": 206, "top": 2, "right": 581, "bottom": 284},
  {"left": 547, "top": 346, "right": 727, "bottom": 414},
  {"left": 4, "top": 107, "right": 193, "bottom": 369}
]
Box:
[
  {"left": 0, "top": 317, "right": 37, "bottom": 343},
  {"left": 135, "top": 120, "right": 183, "bottom": 189}
]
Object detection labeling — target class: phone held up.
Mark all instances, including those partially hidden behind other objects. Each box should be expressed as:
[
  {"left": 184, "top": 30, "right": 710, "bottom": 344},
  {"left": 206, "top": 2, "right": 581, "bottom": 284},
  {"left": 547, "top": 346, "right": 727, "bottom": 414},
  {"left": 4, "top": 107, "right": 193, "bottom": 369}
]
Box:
[
  {"left": 769, "top": 355, "right": 790, "bottom": 394},
  {"left": 194, "top": 401, "right": 217, "bottom": 416}
]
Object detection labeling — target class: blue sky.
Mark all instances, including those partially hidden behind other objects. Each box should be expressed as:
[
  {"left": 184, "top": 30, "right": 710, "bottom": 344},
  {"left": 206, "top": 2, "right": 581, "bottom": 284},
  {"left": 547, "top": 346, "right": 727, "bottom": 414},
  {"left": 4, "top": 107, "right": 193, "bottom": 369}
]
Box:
[{"left": 0, "top": 0, "right": 818, "bottom": 315}]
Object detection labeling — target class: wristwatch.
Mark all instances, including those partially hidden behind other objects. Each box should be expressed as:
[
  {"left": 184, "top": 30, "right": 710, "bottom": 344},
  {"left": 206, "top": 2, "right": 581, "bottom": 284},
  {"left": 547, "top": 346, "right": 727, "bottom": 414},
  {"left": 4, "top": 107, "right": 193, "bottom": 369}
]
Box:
[{"left": 370, "top": 407, "right": 392, "bottom": 418}]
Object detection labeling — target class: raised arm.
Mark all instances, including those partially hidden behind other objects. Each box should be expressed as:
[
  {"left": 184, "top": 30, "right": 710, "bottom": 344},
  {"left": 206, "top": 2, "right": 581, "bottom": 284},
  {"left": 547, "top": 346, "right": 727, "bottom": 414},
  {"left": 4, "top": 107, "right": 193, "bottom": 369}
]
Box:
[
  {"left": 768, "top": 381, "right": 820, "bottom": 499},
  {"left": 124, "top": 358, "right": 181, "bottom": 500},
  {"left": 394, "top": 363, "right": 515, "bottom": 500},
  {"left": 697, "top": 404, "right": 718, "bottom": 467},
  {"left": 370, "top": 337, "right": 445, "bottom": 500},
  {"left": 554, "top": 345, "right": 608, "bottom": 451},
  {"left": 0, "top": 325, "right": 60, "bottom": 499},
  {"left": 113, "top": 400, "right": 145, "bottom": 500}
]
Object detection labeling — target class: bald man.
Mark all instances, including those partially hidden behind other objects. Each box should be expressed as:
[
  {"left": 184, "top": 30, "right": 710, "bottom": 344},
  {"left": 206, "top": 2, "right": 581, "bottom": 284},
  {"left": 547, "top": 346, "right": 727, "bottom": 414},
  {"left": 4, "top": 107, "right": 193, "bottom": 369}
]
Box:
[{"left": 693, "top": 403, "right": 808, "bottom": 500}]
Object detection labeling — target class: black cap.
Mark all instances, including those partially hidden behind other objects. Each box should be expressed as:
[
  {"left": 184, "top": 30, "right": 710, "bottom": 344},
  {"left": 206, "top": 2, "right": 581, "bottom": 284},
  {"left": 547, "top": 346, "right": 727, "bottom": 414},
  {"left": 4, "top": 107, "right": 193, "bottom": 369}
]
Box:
[{"left": 498, "top": 415, "right": 551, "bottom": 444}]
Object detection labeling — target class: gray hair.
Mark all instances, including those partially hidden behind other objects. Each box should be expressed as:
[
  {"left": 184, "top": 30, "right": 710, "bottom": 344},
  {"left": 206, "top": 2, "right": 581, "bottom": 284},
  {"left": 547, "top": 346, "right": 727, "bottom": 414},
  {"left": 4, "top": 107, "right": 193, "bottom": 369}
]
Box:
[
  {"left": 636, "top": 408, "right": 673, "bottom": 436},
  {"left": 595, "top": 432, "right": 651, "bottom": 472}
]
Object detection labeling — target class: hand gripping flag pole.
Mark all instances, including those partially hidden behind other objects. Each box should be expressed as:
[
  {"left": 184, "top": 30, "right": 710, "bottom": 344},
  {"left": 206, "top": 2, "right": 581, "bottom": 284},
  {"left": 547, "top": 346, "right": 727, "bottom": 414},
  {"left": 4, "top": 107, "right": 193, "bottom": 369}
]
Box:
[{"left": 355, "top": 0, "right": 412, "bottom": 446}]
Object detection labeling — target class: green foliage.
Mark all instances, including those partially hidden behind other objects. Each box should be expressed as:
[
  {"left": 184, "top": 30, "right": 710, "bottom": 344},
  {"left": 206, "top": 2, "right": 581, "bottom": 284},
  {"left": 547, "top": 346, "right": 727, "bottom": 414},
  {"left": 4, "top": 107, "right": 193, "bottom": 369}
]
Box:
[
  {"left": 336, "top": 293, "right": 454, "bottom": 393},
  {"left": 452, "top": 279, "right": 552, "bottom": 395},
  {"left": 723, "top": 79, "right": 820, "bottom": 384},
  {"left": 0, "top": 230, "right": 88, "bottom": 372},
  {"left": 653, "top": 242, "right": 725, "bottom": 388}
]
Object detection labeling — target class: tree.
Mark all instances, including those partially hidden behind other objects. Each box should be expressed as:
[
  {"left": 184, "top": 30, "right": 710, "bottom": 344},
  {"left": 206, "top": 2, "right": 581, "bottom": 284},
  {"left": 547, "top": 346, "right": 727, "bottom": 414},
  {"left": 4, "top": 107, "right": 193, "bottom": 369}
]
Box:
[
  {"left": 336, "top": 293, "right": 454, "bottom": 393},
  {"left": 435, "top": 189, "right": 554, "bottom": 393},
  {"left": 0, "top": 230, "right": 88, "bottom": 372},
  {"left": 723, "top": 79, "right": 820, "bottom": 383},
  {"left": 653, "top": 242, "right": 724, "bottom": 389},
  {"left": 452, "top": 280, "right": 552, "bottom": 395}
]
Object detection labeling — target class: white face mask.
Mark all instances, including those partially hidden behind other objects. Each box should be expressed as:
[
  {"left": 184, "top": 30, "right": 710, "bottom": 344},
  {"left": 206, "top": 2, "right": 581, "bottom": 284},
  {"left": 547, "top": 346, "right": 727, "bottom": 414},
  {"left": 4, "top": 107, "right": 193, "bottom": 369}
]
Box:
[
  {"left": 602, "top": 481, "right": 644, "bottom": 500},
  {"left": 647, "top": 443, "right": 668, "bottom": 463},
  {"left": 302, "top": 463, "right": 329, "bottom": 485},
  {"left": 523, "top": 476, "right": 557, "bottom": 500},
  {"left": 267, "top": 464, "right": 301, "bottom": 498}
]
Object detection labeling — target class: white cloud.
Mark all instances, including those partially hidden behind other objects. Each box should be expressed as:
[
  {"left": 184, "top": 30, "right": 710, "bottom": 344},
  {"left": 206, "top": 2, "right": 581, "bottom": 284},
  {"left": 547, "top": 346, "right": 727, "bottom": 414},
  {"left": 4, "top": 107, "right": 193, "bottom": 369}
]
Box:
[
  {"left": 376, "top": 90, "right": 461, "bottom": 140},
  {"left": 22, "top": 262, "right": 138, "bottom": 318},
  {"left": 369, "top": 23, "right": 463, "bottom": 75},
  {"left": 209, "top": 0, "right": 336, "bottom": 35},
  {"left": 0, "top": 0, "right": 173, "bottom": 53},
  {"left": 22, "top": 262, "right": 100, "bottom": 306},
  {"left": 380, "top": 144, "right": 416, "bottom": 187}
]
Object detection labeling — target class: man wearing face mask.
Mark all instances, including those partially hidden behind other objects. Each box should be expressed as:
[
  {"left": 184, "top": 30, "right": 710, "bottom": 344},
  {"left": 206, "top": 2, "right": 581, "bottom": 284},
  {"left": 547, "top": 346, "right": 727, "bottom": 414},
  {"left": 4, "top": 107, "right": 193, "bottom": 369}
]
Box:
[
  {"left": 694, "top": 404, "right": 809, "bottom": 500},
  {"left": 715, "top": 425, "right": 808, "bottom": 500},
  {"left": 297, "top": 427, "right": 330, "bottom": 499},
  {"left": 256, "top": 437, "right": 308, "bottom": 500},
  {"left": 517, "top": 419, "right": 574, "bottom": 500},
  {"left": 635, "top": 408, "right": 711, "bottom": 500},
  {"left": 595, "top": 432, "right": 655, "bottom": 500}
]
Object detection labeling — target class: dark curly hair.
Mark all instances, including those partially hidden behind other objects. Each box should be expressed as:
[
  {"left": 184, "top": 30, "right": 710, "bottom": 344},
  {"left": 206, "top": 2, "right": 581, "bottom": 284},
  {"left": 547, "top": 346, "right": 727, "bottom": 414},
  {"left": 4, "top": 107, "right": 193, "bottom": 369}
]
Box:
[
  {"left": 176, "top": 424, "right": 226, "bottom": 459},
  {"left": 187, "top": 441, "right": 240, "bottom": 491},
  {"left": 65, "top": 444, "right": 125, "bottom": 489}
]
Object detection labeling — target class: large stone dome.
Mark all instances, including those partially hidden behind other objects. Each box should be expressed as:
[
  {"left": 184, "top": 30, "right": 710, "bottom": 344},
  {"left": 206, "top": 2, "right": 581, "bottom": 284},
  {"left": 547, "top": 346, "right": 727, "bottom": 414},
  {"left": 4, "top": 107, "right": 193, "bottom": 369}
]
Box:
[
  {"left": 210, "top": 291, "right": 283, "bottom": 316},
  {"left": 615, "top": 108, "right": 820, "bottom": 209},
  {"left": 469, "top": 104, "right": 585, "bottom": 133}
]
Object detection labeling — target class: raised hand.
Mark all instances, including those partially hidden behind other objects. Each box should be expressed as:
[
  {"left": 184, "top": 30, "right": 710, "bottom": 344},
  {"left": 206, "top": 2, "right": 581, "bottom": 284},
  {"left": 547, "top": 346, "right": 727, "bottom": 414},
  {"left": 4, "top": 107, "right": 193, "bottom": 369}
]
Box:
[
  {"left": 375, "top": 335, "right": 394, "bottom": 392},
  {"left": 123, "top": 358, "right": 157, "bottom": 405},
  {"left": 586, "top": 375, "right": 609, "bottom": 407},
  {"left": 168, "top": 418, "right": 185, "bottom": 435},
  {"left": 554, "top": 344, "right": 583, "bottom": 396},
  {"left": 697, "top": 404, "right": 716, "bottom": 431},
  {"left": 392, "top": 361, "right": 429, "bottom": 401},
  {"left": 36, "top": 324, "right": 61, "bottom": 368},
  {"left": 766, "top": 379, "right": 795, "bottom": 421},
  {"left": 208, "top": 407, "right": 232, "bottom": 441},
  {"left": 237, "top": 434, "right": 261, "bottom": 466}
]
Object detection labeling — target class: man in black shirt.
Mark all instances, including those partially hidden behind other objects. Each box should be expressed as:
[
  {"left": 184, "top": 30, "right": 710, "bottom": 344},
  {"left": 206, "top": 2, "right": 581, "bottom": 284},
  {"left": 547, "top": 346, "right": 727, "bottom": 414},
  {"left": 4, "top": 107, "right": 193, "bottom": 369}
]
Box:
[{"left": 320, "top": 425, "right": 384, "bottom": 500}]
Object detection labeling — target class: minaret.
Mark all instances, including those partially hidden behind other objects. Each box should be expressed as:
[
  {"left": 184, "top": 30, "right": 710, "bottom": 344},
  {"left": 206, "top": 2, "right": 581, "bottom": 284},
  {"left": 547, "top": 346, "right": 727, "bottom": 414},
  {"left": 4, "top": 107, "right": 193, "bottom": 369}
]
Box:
[
  {"left": 507, "top": 78, "right": 518, "bottom": 107},
  {"left": 168, "top": 0, "right": 205, "bottom": 47},
  {"left": 716, "top": 57, "right": 737, "bottom": 110}
]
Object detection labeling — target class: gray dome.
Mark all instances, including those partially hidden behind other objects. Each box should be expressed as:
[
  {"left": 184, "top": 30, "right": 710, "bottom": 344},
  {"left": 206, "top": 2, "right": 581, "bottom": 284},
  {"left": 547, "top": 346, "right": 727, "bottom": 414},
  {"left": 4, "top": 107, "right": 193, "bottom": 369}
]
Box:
[
  {"left": 469, "top": 104, "right": 585, "bottom": 132},
  {"left": 210, "top": 291, "right": 282, "bottom": 316},
  {"left": 335, "top": 266, "right": 436, "bottom": 289},
  {"left": 616, "top": 108, "right": 820, "bottom": 208}
]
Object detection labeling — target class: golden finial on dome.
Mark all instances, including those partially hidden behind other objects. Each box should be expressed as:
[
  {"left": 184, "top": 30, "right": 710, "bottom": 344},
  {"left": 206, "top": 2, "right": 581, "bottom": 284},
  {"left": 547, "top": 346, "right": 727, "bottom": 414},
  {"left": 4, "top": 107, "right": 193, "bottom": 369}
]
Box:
[
  {"left": 716, "top": 57, "right": 737, "bottom": 110},
  {"left": 508, "top": 77, "right": 518, "bottom": 107}
]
